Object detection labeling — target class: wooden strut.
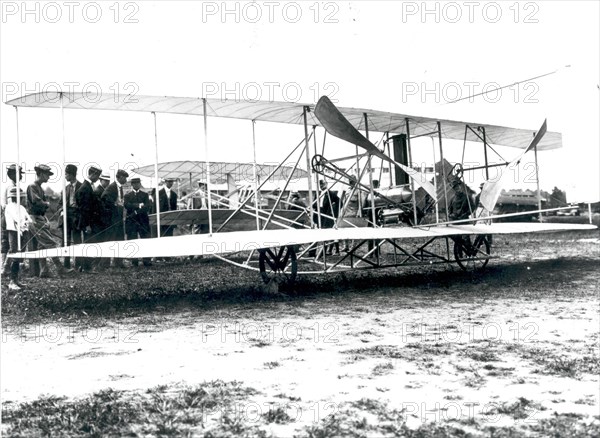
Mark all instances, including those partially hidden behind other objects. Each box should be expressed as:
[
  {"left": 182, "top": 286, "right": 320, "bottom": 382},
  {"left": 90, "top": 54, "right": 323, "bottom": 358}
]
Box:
[{"left": 300, "top": 235, "right": 461, "bottom": 274}]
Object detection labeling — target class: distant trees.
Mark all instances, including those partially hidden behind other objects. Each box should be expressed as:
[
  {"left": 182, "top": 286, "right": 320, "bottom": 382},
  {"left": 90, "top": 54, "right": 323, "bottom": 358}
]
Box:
[
  {"left": 548, "top": 186, "right": 567, "bottom": 208},
  {"left": 44, "top": 186, "right": 57, "bottom": 198}
]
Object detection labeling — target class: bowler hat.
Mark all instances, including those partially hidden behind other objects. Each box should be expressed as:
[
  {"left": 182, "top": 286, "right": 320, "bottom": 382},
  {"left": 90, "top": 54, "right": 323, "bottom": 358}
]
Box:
[
  {"left": 116, "top": 169, "right": 129, "bottom": 178},
  {"left": 88, "top": 165, "right": 102, "bottom": 175}
]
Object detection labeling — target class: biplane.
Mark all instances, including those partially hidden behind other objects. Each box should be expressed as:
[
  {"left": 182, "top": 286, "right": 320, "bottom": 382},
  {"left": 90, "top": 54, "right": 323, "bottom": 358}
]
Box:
[{"left": 3, "top": 92, "right": 595, "bottom": 285}]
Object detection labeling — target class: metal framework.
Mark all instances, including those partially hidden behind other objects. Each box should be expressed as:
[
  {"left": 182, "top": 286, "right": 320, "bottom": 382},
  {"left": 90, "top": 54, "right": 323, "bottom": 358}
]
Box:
[{"left": 4, "top": 92, "right": 565, "bottom": 287}]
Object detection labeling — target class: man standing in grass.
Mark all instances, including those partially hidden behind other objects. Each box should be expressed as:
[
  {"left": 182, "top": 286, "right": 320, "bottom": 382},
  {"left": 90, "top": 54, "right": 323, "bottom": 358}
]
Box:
[{"left": 26, "top": 164, "right": 73, "bottom": 278}]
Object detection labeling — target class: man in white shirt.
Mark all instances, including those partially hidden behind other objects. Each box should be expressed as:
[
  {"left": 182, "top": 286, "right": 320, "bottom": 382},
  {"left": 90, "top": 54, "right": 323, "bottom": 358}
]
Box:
[
  {"left": 4, "top": 188, "right": 32, "bottom": 289},
  {"left": 1, "top": 164, "right": 23, "bottom": 279}
]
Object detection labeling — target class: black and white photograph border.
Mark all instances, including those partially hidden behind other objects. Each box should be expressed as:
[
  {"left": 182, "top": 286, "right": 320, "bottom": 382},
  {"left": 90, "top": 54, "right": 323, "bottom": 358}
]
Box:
[{"left": 1, "top": 1, "right": 599, "bottom": 437}]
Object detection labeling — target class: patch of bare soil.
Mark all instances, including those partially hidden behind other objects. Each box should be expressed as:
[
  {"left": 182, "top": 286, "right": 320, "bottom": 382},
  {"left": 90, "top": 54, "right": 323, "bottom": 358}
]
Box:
[{"left": 2, "top": 230, "right": 599, "bottom": 436}]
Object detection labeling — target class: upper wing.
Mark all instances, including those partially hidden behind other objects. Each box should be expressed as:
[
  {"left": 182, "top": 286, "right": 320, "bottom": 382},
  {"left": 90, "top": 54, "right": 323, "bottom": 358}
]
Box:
[
  {"left": 479, "top": 120, "right": 547, "bottom": 212},
  {"left": 5, "top": 92, "right": 562, "bottom": 151}
]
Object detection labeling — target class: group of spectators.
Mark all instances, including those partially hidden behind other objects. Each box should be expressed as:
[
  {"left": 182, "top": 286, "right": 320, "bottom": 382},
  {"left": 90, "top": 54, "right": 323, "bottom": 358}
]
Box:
[
  {"left": 1, "top": 163, "right": 181, "bottom": 290},
  {"left": 1, "top": 162, "right": 478, "bottom": 290}
]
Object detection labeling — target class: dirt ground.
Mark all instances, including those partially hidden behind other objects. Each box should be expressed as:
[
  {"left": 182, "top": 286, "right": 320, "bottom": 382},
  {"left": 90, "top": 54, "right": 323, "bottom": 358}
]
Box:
[{"left": 1, "top": 230, "right": 599, "bottom": 437}]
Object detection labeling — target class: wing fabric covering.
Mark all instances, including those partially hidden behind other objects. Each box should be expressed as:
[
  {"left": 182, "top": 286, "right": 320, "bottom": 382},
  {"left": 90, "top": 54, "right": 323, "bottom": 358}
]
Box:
[
  {"left": 9, "top": 222, "right": 595, "bottom": 259},
  {"left": 479, "top": 120, "right": 547, "bottom": 212},
  {"left": 314, "top": 96, "right": 438, "bottom": 199},
  {"left": 5, "top": 92, "right": 563, "bottom": 150}
]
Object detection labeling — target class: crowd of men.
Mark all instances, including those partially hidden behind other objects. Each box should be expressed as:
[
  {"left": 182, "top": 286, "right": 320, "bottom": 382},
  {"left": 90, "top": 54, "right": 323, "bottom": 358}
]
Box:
[
  {"left": 1, "top": 163, "right": 180, "bottom": 290},
  {"left": 2, "top": 162, "right": 478, "bottom": 290}
]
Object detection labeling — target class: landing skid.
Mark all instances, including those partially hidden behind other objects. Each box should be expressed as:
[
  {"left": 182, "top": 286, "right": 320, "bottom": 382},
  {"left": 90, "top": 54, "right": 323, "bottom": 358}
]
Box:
[{"left": 215, "top": 235, "right": 494, "bottom": 285}]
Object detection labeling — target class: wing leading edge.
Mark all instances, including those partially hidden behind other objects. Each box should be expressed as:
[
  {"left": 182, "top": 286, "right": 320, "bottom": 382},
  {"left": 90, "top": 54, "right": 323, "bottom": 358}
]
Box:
[
  {"left": 5, "top": 92, "right": 562, "bottom": 150},
  {"left": 10, "top": 223, "right": 595, "bottom": 259}
]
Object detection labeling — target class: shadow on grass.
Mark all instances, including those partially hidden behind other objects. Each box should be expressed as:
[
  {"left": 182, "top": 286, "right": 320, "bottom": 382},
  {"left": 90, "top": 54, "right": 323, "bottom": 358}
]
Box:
[{"left": 2, "top": 255, "right": 598, "bottom": 325}]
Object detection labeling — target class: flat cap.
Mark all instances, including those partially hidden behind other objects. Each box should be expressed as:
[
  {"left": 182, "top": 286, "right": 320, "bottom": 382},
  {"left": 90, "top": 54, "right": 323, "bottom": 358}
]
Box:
[{"left": 65, "top": 164, "right": 78, "bottom": 175}]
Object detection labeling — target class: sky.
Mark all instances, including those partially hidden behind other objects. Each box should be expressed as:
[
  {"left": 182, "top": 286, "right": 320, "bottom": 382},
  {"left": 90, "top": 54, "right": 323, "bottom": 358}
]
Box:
[{"left": 1, "top": 1, "right": 598, "bottom": 201}]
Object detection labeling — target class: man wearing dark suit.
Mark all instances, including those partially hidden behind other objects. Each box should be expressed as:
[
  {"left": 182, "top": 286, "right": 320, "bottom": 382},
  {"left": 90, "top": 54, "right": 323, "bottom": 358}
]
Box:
[
  {"left": 319, "top": 180, "right": 340, "bottom": 255},
  {"left": 76, "top": 165, "right": 102, "bottom": 272},
  {"left": 95, "top": 173, "right": 110, "bottom": 198},
  {"left": 158, "top": 178, "right": 178, "bottom": 237},
  {"left": 94, "top": 173, "right": 111, "bottom": 269},
  {"left": 124, "top": 177, "right": 152, "bottom": 267},
  {"left": 59, "top": 164, "right": 83, "bottom": 268},
  {"left": 101, "top": 169, "right": 128, "bottom": 267}
]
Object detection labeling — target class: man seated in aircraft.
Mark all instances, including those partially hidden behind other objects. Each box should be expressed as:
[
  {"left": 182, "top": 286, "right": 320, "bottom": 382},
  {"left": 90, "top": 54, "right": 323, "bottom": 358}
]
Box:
[
  {"left": 362, "top": 179, "right": 380, "bottom": 256},
  {"left": 340, "top": 177, "right": 361, "bottom": 252},
  {"left": 448, "top": 178, "right": 473, "bottom": 221},
  {"left": 288, "top": 191, "right": 307, "bottom": 211},
  {"left": 318, "top": 180, "right": 340, "bottom": 255},
  {"left": 288, "top": 191, "right": 307, "bottom": 228}
]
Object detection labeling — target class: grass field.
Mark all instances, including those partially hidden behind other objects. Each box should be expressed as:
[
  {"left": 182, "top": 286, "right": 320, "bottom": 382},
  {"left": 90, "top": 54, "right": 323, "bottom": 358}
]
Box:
[{"left": 2, "top": 228, "right": 599, "bottom": 437}]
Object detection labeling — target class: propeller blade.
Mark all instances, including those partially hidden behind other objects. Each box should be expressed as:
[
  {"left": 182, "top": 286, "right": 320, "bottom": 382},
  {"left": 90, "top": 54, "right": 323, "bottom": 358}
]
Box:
[
  {"left": 479, "top": 119, "right": 547, "bottom": 212},
  {"left": 314, "top": 96, "right": 437, "bottom": 199}
]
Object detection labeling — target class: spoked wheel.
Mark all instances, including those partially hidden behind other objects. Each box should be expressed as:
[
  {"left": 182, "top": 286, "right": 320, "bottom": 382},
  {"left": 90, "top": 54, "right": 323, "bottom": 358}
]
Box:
[
  {"left": 258, "top": 246, "right": 298, "bottom": 284},
  {"left": 453, "top": 235, "right": 491, "bottom": 271}
]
